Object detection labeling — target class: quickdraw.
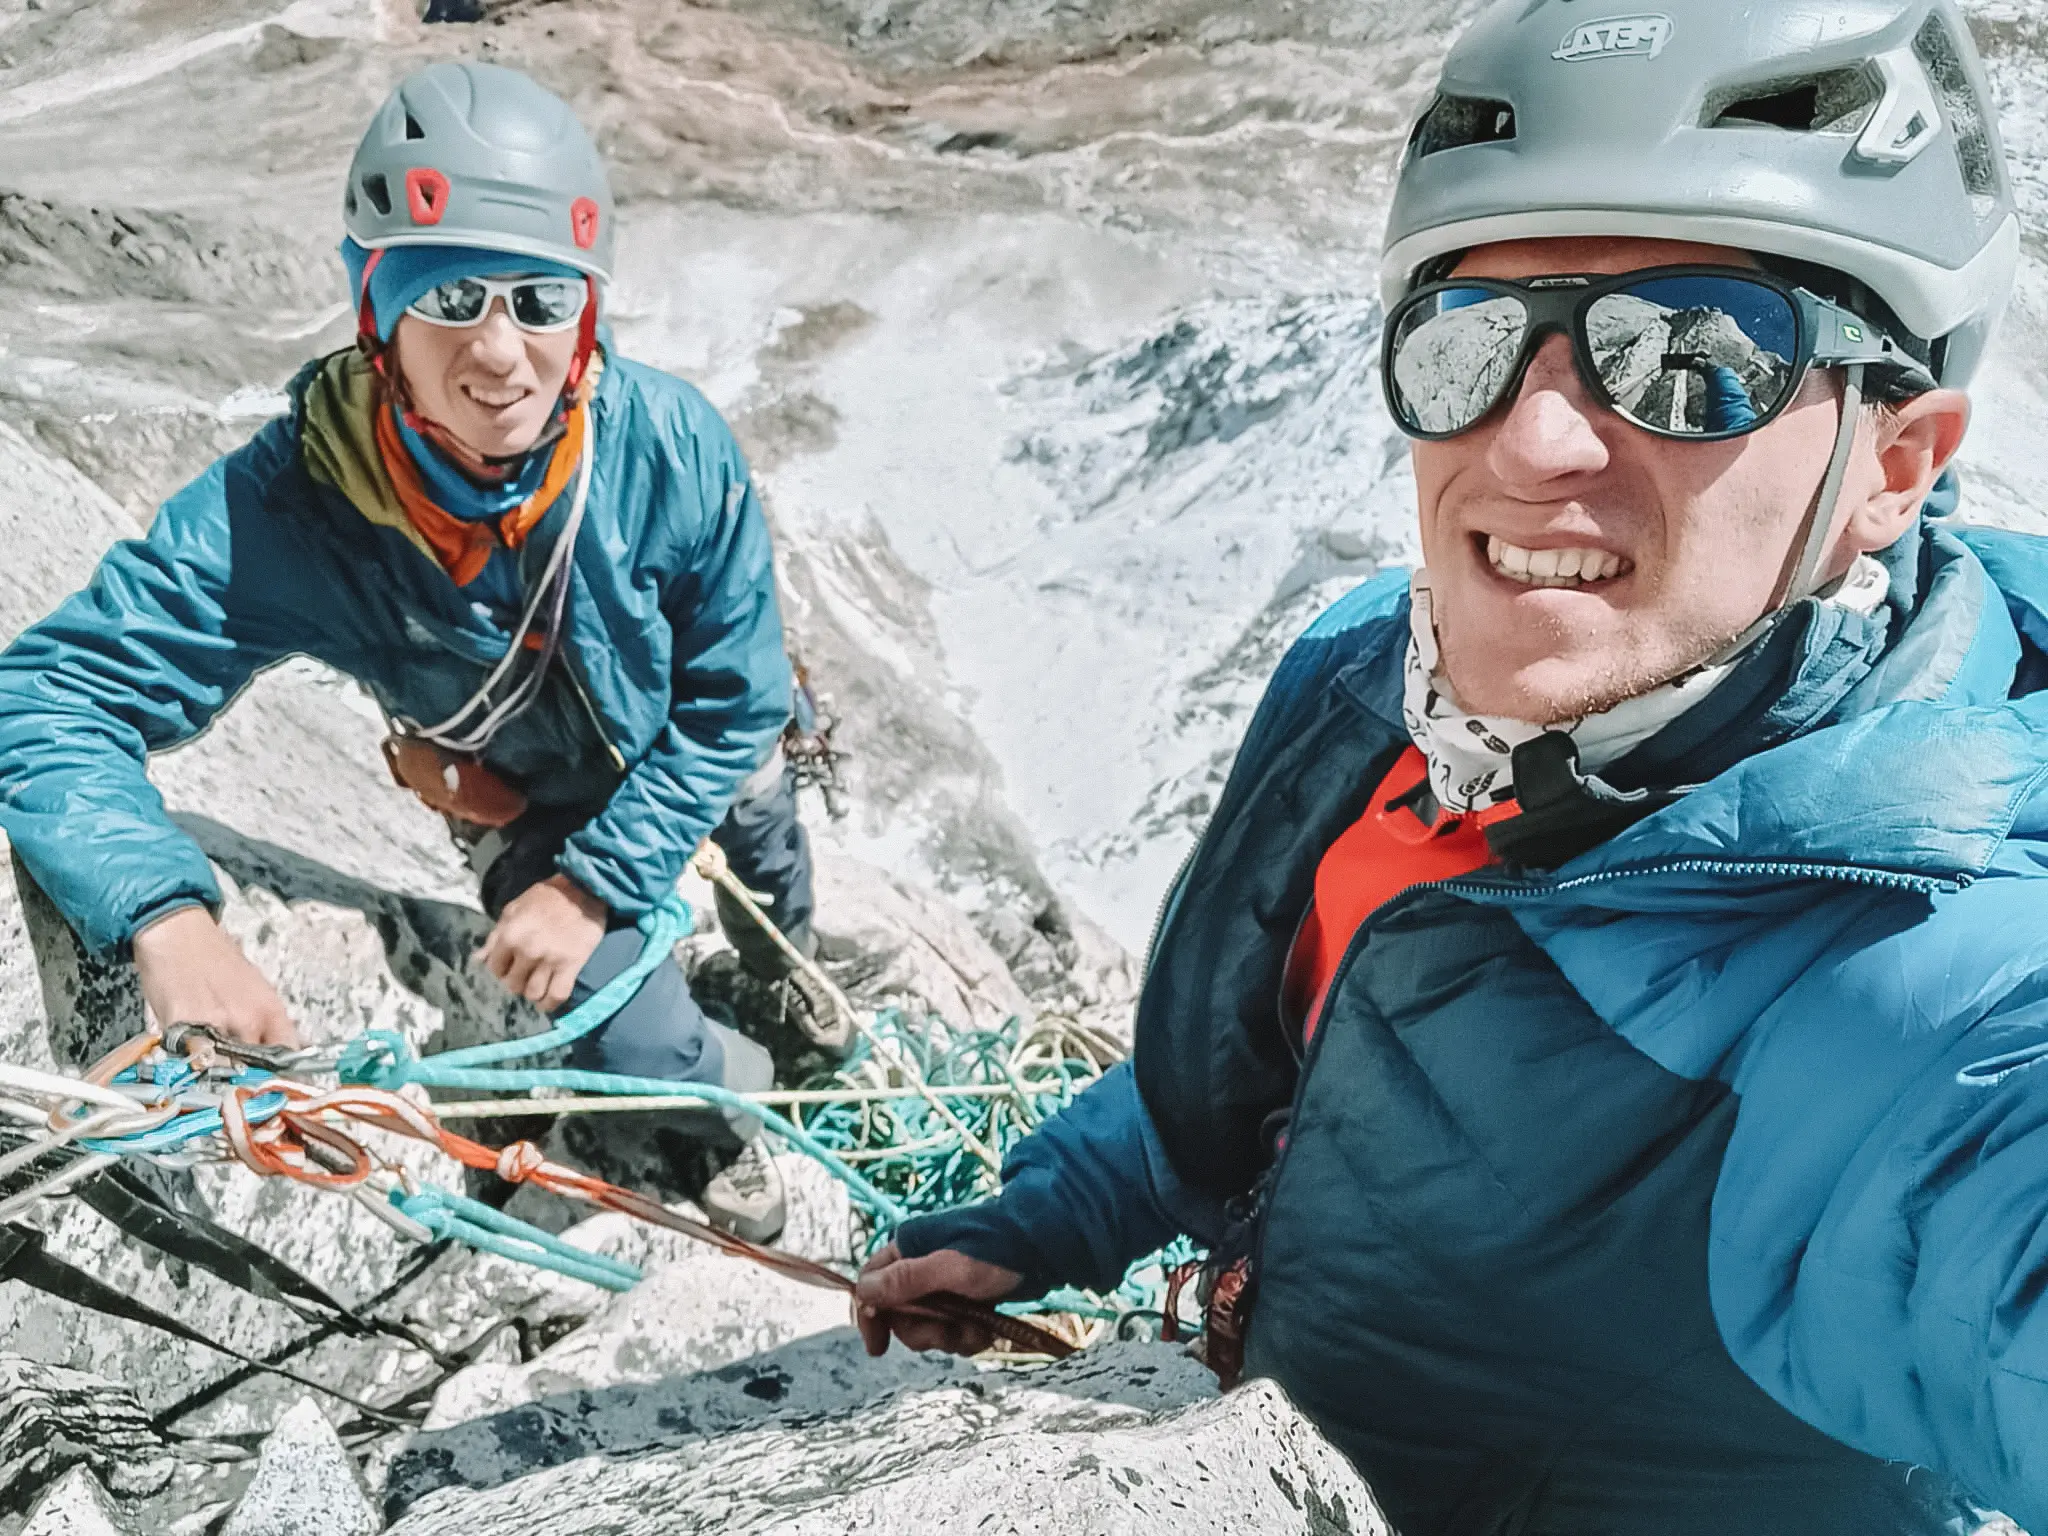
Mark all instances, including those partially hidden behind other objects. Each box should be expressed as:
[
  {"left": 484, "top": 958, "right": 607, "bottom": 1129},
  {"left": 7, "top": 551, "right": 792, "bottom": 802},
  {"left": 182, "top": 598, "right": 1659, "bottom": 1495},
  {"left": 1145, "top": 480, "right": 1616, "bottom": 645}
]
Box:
[
  {"left": 0, "top": 880, "right": 1110, "bottom": 1382},
  {"left": 3, "top": 1027, "right": 1079, "bottom": 1359}
]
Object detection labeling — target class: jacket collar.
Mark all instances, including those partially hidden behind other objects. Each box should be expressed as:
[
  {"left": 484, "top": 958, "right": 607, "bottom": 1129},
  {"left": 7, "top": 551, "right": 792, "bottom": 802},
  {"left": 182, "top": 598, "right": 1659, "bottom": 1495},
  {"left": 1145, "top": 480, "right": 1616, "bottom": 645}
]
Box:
[
  {"left": 291, "top": 346, "right": 615, "bottom": 585},
  {"left": 1329, "top": 507, "right": 2048, "bottom": 894}
]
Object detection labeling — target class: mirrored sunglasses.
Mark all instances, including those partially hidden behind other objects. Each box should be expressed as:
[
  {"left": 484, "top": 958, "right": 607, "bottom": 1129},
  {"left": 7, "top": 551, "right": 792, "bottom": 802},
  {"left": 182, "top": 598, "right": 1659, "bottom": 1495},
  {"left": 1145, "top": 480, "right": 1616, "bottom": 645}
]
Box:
[
  {"left": 406, "top": 274, "right": 590, "bottom": 334},
  {"left": 1382, "top": 265, "right": 1931, "bottom": 443}
]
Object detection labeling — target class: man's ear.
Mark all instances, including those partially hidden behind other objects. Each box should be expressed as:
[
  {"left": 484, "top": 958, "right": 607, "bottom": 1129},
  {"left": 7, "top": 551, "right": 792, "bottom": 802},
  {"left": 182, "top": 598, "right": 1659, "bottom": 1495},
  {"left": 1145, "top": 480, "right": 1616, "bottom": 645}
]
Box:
[{"left": 1841, "top": 389, "right": 1971, "bottom": 555}]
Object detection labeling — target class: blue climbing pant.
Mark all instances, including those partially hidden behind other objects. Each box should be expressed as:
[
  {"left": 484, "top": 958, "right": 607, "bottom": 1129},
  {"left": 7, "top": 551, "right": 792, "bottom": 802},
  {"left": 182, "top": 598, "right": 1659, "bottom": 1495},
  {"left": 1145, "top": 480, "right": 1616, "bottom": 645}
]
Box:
[{"left": 476, "top": 751, "right": 815, "bottom": 1087}]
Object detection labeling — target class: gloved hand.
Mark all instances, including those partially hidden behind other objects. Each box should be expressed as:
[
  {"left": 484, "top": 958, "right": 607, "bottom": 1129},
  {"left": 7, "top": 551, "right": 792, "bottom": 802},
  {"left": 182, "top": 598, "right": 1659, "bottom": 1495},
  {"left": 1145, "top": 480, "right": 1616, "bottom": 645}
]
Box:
[
  {"left": 132, "top": 906, "right": 301, "bottom": 1049},
  {"left": 854, "top": 1242, "right": 1022, "bottom": 1356},
  {"left": 478, "top": 872, "right": 608, "bottom": 1011}
]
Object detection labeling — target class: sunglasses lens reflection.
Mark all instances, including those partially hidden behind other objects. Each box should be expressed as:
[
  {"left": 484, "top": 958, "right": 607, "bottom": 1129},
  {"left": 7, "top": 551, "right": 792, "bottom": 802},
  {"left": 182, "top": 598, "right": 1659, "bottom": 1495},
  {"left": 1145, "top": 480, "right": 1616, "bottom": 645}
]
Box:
[
  {"left": 414, "top": 278, "right": 489, "bottom": 325},
  {"left": 511, "top": 280, "right": 586, "bottom": 330},
  {"left": 1388, "top": 287, "right": 1531, "bottom": 436},
  {"left": 1385, "top": 273, "right": 1803, "bottom": 440},
  {"left": 1587, "top": 276, "right": 1799, "bottom": 438}
]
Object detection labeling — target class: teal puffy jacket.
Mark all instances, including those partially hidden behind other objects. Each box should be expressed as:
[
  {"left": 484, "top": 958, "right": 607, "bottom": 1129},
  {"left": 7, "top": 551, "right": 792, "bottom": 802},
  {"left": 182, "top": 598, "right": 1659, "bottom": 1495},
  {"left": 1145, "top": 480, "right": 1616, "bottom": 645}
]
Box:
[
  {"left": 0, "top": 350, "right": 790, "bottom": 953},
  {"left": 901, "top": 492, "right": 2048, "bottom": 1533}
]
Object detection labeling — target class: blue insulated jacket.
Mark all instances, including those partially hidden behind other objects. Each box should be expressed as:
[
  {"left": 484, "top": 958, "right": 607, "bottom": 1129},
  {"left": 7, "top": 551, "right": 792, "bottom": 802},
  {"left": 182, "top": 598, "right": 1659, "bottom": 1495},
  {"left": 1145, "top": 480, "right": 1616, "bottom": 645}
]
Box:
[
  {"left": 900, "top": 505, "right": 2048, "bottom": 1534},
  {"left": 0, "top": 351, "right": 791, "bottom": 952}
]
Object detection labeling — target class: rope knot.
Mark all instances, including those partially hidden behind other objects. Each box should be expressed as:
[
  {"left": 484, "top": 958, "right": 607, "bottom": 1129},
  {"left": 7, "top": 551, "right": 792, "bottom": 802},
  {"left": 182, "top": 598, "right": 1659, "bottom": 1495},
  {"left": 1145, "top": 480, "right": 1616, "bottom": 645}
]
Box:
[
  {"left": 496, "top": 1141, "right": 547, "bottom": 1184},
  {"left": 335, "top": 1030, "right": 415, "bottom": 1090}
]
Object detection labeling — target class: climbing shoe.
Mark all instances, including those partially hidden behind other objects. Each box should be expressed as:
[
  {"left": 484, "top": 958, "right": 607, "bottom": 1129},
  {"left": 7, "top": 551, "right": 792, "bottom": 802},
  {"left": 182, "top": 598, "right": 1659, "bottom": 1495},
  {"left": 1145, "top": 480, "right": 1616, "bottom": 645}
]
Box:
[
  {"left": 777, "top": 967, "right": 853, "bottom": 1058},
  {"left": 701, "top": 1139, "right": 785, "bottom": 1245}
]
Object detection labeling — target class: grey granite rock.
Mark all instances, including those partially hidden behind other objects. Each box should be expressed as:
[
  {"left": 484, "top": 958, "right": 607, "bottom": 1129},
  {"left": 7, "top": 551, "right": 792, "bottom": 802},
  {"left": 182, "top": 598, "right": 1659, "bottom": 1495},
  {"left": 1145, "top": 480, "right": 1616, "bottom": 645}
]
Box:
[
  {"left": 385, "top": 1345, "right": 1383, "bottom": 1535},
  {"left": 18, "top": 1465, "right": 132, "bottom": 1536},
  {"left": 220, "top": 1397, "right": 378, "bottom": 1536},
  {"left": 0, "top": 1356, "right": 172, "bottom": 1511}
]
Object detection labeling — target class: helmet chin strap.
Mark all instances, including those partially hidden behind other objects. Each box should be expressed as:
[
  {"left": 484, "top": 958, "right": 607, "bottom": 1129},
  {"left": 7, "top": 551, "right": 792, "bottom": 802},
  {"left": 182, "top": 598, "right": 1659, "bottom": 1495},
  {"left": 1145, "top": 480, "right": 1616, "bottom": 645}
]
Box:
[{"left": 1706, "top": 363, "right": 1867, "bottom": 668}]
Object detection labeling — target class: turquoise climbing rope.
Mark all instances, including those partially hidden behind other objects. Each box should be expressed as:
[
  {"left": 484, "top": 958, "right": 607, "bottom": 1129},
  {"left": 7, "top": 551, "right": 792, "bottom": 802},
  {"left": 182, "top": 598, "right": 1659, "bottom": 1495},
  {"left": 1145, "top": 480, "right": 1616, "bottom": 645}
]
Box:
[
  {"left": 787, "top": 1010, "right": 1095, "bottom": 1230},
  {"left": 68, "top": 888, "right": 1196, "bottom": 1324},
  {"left": 337, "top": 895, "right": 908, "bottom": 1225},
  {"left": 393, "top": 1187, "right": 643, "bottom": 1292},
  {"left": 337, "top": 895, "right": 693, "bottom": 1081},
  {"left": 785, "top": 1010, "right": 1199, "bottom": 1332}
]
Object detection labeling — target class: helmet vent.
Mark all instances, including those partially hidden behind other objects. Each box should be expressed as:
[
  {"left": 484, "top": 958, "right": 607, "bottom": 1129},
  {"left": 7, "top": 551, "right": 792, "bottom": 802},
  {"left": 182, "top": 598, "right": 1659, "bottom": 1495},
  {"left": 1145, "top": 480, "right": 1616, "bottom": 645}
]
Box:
[
  {"left": 1409, "top": 95, "right": 1517, "bottom": 160},
  {"left": 404, "top": 111, "right": 427, "bottom": 141},
  {"left": 1912, "top": 14, "right": 2001, "bottom": 208},
  {"left": 1705, "top": 69, "right": 1880, "bottom": 136},
  {"left": 360, "top": 173, "right": 392, "bottom": 217}
]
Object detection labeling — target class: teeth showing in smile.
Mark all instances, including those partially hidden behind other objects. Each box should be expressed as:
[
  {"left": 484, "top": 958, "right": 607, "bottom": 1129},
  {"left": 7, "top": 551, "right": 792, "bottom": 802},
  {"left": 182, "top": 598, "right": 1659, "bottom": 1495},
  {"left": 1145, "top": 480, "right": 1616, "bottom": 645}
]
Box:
[
  {"left": 465, "top": 385, "right": 528, "bottom": 409},
  {"left": 1487, "top": 536, "right": 1631, "bottom": 588}
]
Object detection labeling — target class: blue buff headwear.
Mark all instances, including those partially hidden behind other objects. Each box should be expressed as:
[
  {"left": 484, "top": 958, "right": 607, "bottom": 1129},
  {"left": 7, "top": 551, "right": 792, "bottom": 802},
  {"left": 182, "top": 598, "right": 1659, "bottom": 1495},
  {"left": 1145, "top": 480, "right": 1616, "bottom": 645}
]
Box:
[{"left": 340, "top": 237, "right": 591, "bottom": 343}]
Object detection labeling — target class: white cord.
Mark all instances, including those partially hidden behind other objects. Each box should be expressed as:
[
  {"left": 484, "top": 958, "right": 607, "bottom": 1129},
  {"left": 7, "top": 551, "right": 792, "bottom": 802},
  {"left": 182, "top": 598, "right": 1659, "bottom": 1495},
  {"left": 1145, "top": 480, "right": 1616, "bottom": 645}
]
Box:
[
  {"left": 0, "top": 1153, "right": 118, "bottom": 1225},
  {"left": 405, "top": 420, "right": 597, "bottom": 754},
  {"left": 0, "top": 1064, "right": 150, "bottom": 1115}
]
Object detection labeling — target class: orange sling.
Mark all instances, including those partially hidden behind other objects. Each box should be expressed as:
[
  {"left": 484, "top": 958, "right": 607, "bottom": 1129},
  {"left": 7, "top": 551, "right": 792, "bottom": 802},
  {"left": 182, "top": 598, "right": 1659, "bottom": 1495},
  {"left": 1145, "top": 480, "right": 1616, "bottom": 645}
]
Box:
[{"left": 371, "top": 399, "right": 589, "bottom": 588}]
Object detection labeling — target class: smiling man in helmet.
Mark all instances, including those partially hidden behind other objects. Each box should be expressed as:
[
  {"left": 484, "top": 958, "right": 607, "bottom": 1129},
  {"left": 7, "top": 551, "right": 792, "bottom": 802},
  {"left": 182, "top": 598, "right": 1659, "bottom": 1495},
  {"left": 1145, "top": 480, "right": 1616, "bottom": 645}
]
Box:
[
  {"left": 858, "top": 2, "right": 2048, "bottom": 1529},
  {"left": 0, "top": 62, "right": 834, "bottom": 1241}
]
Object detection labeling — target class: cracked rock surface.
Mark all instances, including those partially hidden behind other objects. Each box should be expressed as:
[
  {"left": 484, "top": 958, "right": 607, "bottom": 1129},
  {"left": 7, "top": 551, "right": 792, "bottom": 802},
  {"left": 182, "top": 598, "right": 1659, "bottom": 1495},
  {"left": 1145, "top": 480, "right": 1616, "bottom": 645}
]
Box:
[
  {"left": 386, "top": 1345, "right": 1385, "bottom": 1536},
  {"left": 220, "top": 1397, "right": 378, "bottom": 1536}
]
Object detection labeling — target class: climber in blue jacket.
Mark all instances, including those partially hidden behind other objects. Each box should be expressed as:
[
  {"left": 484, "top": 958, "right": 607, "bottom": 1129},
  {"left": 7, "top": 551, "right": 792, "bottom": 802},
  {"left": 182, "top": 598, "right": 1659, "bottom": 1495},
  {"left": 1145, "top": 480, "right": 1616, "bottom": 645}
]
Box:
[
  {"left": 0, "top": 63, "right": 834, "bottom": 1240},
  {"left": 859, "top": 3, "right": 2048, "bottom": 1530}
]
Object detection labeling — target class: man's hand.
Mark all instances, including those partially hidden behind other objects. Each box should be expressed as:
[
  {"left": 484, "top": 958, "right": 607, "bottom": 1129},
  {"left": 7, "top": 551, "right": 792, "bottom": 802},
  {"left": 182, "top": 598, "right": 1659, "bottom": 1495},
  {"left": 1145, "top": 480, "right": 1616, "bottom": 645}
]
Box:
[
  {"left": 132, "top": 906, "right": 300, "bottom": 1049},
  {"left": 854, "top": 1243, "right": 1023, "bottom": 1357},
  {"left": 478, "top": 873, "right": 608, "bottom": 1011}
]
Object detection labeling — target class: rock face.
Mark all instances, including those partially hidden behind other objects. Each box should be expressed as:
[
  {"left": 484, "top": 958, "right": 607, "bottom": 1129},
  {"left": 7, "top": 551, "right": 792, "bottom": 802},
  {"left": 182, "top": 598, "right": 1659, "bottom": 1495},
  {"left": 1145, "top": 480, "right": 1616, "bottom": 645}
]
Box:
[
  {"left": 18, "top": 1465, "right": 133, "bottom": 1536},
  {"left": 0, "top": 1357, "right": 172, "bottom": 1512},
  {"left": 1, "top": 1, "right": 2043, "bottom": 1533},
  {"left": 386, "top": 1343, "right": 1386, "bottom": 1536},
  {"left": 219, "top": 1397, "right": 379, "bottom": 1536}
]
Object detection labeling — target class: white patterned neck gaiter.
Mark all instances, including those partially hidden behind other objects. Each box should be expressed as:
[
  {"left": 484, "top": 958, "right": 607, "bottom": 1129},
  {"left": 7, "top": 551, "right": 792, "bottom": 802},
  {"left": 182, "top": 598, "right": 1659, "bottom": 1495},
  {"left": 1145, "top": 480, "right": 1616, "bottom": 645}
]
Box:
[{"left": 1401, "top": 558, "right": 1889, "bottom": 815}]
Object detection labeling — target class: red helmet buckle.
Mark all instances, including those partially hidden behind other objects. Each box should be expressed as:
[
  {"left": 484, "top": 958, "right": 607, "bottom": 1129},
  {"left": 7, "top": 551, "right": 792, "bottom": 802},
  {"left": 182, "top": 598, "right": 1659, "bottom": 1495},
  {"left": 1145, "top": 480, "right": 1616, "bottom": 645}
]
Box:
[{"left": 570, "top": 197, "right": 601, "bottom": 251}]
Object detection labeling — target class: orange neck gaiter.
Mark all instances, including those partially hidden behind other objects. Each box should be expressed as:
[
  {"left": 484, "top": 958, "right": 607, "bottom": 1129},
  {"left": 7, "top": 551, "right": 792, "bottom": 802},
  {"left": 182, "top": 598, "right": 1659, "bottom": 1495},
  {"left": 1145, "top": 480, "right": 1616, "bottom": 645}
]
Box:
[{"left": 372, "top": 389, "right": 590, "bottom": 588}]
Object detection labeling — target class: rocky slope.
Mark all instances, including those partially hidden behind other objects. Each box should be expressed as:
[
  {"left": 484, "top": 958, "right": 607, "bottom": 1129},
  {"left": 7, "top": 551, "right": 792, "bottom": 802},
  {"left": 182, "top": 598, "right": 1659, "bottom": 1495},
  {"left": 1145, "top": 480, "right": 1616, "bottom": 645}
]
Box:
[{"left": 0, "top": 0, "right": 2043, "bottom": 1531}]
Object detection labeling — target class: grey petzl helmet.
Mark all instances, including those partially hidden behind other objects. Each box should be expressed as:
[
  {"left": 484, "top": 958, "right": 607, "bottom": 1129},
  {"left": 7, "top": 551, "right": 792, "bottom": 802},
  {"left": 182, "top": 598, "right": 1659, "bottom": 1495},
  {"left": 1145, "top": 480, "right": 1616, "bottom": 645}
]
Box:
[
  {"left": 344, "top": 61, "right": 615, "bottom": 284},
  {"left": 1383, "top": 0, "right": 2018, "bottom": 387}
]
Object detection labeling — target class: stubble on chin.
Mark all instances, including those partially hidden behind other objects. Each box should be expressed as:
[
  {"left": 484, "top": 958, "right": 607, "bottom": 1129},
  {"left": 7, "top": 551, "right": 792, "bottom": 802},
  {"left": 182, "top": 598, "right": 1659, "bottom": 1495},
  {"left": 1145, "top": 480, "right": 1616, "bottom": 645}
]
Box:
[{"left": 1434, "top": 604, "right": 1748, "bottom": 725}]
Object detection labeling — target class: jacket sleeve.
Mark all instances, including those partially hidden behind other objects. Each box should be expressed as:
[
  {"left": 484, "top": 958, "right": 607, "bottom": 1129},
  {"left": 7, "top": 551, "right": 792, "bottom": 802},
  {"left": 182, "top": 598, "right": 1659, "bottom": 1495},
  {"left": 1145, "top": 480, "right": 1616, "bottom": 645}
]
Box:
[
  {"left": 893, "top": 1063, "right": 1227, "bottom": 1299},
  {"left": 559, "top": 406, "right": 790, "bottom": 916},
  {"left": 1700, "top": 868, "right": 2048, "bottom": 1532},
  {"left": 0, "top": 423, "right": 298, "bottom": 953}
]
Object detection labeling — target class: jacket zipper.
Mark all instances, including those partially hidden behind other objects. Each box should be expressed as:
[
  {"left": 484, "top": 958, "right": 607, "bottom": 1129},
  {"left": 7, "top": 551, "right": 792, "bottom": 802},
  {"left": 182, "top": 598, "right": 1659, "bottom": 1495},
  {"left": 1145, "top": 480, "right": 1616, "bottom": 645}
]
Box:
[
  {"left": 1235, "top": 851, "right": 1964, "bottom": 1349},
  {"left": 1438, "top": 857, "right": 1961, "bottom": 902},
  {"left": 559, "top": 654, "right": 627, "bottom": 774},
  {"left": 1142, "top": 840, "right": 1203, "bottom": 979}
]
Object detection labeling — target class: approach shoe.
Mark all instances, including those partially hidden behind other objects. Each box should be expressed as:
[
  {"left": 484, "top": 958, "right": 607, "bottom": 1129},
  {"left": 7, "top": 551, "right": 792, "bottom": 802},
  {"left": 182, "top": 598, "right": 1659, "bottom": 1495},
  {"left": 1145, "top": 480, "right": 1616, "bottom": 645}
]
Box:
[
  {"left": 778, "top": 967, "right": 854, "bottom": 1058},
  {"left": 701, "top": 1138, "right": 786, "bottom": 1245}
]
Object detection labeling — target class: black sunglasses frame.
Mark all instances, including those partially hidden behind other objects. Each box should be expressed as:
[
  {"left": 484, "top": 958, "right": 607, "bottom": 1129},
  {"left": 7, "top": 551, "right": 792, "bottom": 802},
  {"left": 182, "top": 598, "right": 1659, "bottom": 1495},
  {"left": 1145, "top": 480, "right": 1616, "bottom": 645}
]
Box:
[{"left": 1381, "top": 264, "right": 1935, "bottom": 445}]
